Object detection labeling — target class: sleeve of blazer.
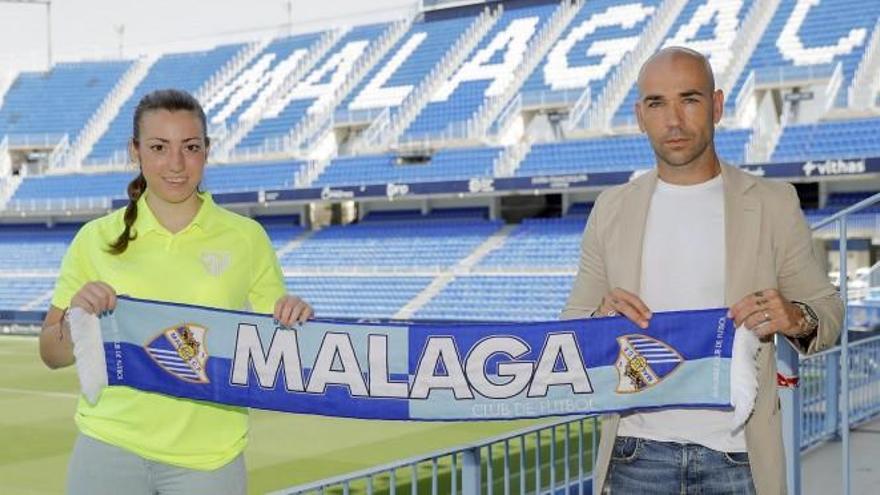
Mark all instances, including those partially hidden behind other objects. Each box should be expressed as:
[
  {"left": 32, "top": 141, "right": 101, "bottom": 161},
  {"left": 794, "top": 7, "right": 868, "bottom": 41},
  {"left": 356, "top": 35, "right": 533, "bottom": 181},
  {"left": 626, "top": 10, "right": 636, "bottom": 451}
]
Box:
[
  {"left": 561, "top": 193, "right": 610, "bottom": 320},
  {"left": 776, "top": 184, "right": 844, "bottom": 354}
]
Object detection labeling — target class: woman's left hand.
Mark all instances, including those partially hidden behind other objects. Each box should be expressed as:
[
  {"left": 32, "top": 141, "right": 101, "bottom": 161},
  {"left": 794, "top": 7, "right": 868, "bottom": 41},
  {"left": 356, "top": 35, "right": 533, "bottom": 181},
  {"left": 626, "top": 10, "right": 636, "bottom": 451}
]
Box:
[{"left": 274, "top": 294, "right": 314, "bottom": 327}]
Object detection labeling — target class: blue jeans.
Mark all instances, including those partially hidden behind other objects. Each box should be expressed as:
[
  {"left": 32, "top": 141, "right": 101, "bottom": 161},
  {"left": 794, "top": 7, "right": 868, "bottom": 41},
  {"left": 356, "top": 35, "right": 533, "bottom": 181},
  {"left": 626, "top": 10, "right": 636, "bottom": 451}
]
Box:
[{"left": 605, "top": 436, "right": 756, "bottom": 495}]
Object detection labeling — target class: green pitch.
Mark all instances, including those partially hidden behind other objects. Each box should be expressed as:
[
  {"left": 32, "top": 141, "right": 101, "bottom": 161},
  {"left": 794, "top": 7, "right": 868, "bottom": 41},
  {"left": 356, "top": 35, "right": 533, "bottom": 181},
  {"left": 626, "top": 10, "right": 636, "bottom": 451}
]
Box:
[{"left": 1, "top": 336, "right": 594, "bottom": 494}]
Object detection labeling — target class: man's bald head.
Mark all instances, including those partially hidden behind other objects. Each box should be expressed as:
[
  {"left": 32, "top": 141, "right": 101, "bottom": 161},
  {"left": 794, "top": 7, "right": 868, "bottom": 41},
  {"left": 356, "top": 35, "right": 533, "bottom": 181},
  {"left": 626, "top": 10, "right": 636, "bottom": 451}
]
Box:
[
  {"left": 637, "top": 46, "right": 715, "bottom": 97},
  {"left": 633, "top": 46, "right": 724, "bottom": 179}
]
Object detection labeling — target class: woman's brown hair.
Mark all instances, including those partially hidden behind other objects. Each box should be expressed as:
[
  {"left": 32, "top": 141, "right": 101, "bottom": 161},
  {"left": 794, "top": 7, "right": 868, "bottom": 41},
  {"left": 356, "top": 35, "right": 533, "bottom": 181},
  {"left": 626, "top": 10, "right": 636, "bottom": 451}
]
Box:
[{"left": 107, "top": 89, "right": 209, "bottom": 254}]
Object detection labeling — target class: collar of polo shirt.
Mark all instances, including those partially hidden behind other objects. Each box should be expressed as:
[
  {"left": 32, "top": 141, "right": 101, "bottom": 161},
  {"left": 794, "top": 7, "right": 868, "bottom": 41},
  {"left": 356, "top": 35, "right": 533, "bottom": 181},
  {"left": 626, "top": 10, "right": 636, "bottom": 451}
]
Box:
[{"left": 133, "top": 190, "right": 218, "bottom": 236}]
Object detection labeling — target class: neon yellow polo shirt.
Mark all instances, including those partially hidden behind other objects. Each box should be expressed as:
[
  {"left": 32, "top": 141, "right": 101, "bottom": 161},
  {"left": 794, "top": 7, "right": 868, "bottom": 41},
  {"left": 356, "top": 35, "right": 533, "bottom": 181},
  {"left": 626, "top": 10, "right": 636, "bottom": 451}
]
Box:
[{"left": 52, "top": 191, "right": 285, "bottom": 470}]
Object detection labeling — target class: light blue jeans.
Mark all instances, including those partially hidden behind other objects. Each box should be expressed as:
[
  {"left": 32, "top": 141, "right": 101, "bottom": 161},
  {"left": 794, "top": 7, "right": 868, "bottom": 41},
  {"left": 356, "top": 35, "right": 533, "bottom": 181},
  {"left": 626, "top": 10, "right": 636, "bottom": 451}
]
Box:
[
  {"left": 605, "top": 436, "right": 756, "bottom": 494},
  {"left": 67, "top": 434, "right": 246, "bottom": 495}
]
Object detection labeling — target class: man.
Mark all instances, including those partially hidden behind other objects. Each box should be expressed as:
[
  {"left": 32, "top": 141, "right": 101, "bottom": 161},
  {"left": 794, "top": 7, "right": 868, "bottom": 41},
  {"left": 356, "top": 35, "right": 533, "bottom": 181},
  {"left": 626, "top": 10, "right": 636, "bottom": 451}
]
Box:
[{"left": 562, "top": 47, "right": 843, "bottom": 494}]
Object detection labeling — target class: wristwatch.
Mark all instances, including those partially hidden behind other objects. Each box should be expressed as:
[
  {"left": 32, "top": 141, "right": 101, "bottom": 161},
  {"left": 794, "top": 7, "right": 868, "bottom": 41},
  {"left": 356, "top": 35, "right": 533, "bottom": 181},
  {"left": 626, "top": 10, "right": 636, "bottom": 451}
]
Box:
[{"left": 791, "top": 301, "right": 819, "bottom": 339}]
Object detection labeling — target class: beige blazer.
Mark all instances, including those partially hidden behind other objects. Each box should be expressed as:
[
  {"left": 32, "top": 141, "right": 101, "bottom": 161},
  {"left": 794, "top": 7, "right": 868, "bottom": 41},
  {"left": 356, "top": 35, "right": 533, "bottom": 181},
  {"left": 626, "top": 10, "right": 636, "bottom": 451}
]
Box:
[{"left": 562, "top": 164, "right": 844, "bottom": 495}]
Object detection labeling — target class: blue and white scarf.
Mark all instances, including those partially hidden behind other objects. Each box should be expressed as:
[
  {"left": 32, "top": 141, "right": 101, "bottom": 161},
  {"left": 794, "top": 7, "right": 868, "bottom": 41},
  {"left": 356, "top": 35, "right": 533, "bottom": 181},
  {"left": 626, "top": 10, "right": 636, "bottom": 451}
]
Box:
[{"left": 69, "top": 296, "right": 758, "bottom": 423}]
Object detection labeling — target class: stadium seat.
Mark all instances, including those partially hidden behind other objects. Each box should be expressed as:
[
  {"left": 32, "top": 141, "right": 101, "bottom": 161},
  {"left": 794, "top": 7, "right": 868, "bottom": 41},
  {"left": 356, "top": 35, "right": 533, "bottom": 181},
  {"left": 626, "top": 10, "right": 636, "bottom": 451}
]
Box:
[
  {"left": 612, "top": 0, "right": 756, "bottom": 126},
  {"left": 726, "top": 0, "right": 880, "bottom": 110},
  {"left": 86, "top": 44, "right": 245, "bottom": 164},
  {"left": 771, "top": 117, "right": 880, "bottom": 162},
  {"left": 314, "top": 146, "right": 501, "bottom": 186},
  {"left": 338, "top": 15, "right": 475, "bottom": 122},
  {"left": 234, "top": 24, "right": 391, "bottom": 154},
  {"left": 520, "top": 0, "right": 660, "bottom": 108},
  {"left": 401, "top": 3, "right": 557, "bottom": 141},
  {"left": 0, "top": 60, "right": 132, "bottom": 146}
]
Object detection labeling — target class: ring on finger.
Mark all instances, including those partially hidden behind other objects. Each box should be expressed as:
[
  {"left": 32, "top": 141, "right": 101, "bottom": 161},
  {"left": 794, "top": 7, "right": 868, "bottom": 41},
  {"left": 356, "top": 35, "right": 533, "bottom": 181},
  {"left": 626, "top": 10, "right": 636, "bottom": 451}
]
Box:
[{"left": 607, "top": 310, "right": 617, "bottom": 317}]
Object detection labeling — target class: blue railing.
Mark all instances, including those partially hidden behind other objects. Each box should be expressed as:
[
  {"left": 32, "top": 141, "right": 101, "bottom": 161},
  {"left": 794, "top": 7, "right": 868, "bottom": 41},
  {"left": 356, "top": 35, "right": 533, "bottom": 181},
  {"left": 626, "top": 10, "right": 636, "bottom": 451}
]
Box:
[
  {"left": 799, "top": 334, "right": 880, "bottom": 450},
  {"left": 270, "top": 416, "right": 599, "bottom": 495},
  {"left": 779, "top": 191, "right": 880, "bottom": 495}
]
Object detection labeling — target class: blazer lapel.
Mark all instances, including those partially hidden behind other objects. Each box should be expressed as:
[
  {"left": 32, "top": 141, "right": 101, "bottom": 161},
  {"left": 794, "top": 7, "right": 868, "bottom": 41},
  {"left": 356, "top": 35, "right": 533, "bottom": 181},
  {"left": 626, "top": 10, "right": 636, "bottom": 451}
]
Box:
[
  {"left": 615, "top": 170, "right": 657, "bottom": 294},
  {"left": 722, "top": 164, "right": 761, "bottom": 305}
]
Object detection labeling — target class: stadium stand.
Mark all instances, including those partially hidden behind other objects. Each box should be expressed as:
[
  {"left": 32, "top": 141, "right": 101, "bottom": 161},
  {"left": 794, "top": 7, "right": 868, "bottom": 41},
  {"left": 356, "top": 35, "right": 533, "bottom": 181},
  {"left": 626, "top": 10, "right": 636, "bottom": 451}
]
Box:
[
  {"left": 0, "top": 277, "right": 55, "bottom": 310},
  {"left": 337, "top": 14, "right": 476, "bottom": 124},
  {"left": 415, "top": 275, "right": 575, "bottom": 321},
  {"left": 725, "top": 0, "right": 880, "bottom": 110},
  {"left": 5, "top": 159, "right": 306, "bottom": 213},
  {"left": 0, "top": 61, "right": 132, "bottom": 147},
  {"left": 234, "top": 23, "right": 391, "bottom": 154},
  {"left": 314, "top": 146, "right": 502, "bottom": 186},
  {"left": 771, "top": 117, "right": 880, "bottom": 162},
  {"left": 515, "top": 127, "right": 751, "bottom": 175},
  {"left": 401, "top": 2, "right": 557, "bottom": 141},
  {"left": 611, "top": 0, "right": 755, "bottom": 126},
  {"left": 85, "top": 44, "right": 245, "bottom": 164},
  {"left": 285, "top": 276, "right": 434, "bottom": 319},
  {"left": 278, "top": 212, "right": 502, "bottom": 270},
  {"left": 0, "top": 224, "right": 76, "bottom": 311},
  {"left": 478, "top": 215, "right": 586, "bottom": 270},
  {"left": 0, "top": 0, "right": 879, "bottom": 326},
  {"left": 0, "top": 224, "right": 76, "bottom": 271},
  {"left": 205, "top": 32, "right": 326, "bottom": 128},
  {"left": 520, "top": 0, "right": 660, "bottom": 107}
]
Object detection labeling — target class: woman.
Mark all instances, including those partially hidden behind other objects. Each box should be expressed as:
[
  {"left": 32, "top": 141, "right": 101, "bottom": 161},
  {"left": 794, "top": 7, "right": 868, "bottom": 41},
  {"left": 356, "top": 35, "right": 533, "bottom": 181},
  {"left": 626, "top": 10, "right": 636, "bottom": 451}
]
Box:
[{"left": 39, "top": 88, "right": 313, "bottom": 494}]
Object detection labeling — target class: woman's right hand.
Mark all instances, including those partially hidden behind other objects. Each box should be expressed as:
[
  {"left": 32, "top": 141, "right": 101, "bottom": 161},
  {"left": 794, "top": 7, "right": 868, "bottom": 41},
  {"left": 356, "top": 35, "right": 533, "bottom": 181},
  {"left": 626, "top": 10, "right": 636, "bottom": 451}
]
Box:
[{"left": 70, "top": 282, "right": 117, "bottom": 315}]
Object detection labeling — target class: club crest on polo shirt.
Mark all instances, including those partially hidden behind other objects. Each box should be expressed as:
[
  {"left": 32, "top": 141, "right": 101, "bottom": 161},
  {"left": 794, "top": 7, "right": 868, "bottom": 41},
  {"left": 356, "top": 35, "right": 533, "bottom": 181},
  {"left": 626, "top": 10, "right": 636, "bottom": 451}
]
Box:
[
  {"left": 146, "top": 324, "right": 210, "bottom": 383},
  {"left": 615, "top": 334, "right": 683, "bottom": 393},
  {"left": 201, "top": 251, "right": 231, "bottom": 276}
]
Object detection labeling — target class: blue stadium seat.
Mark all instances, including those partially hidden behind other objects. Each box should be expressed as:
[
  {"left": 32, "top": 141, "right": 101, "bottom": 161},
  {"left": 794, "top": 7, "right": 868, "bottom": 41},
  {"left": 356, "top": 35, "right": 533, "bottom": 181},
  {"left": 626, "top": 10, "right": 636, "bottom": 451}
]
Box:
[
  {"left": 0, "top": 224, "right": 78, "bottom": 271},
  {"left": 280, "top": 214, "right": 501, "bottom": 270},
  {"left": 0, "top": 277, "right": 56, "bottom": 310},
  {"left": 86, "top": 44, "right": 245, "bottom": 164},
  {"left": 415, "top": 275, "right": 575, "bottom": 321},
  {"left": 479, "top": 216, "right": 586, "bottom": 270},
  {"left": 338, "top": 15, "right": 475, "bottom": 123},
  {"left": 771, "top": 118, "right": 880, "bottom": 162},
  {"left": 8, "top": 160, "right": 306, "bottom": 209},
  {"left": 520, "top": 0, "right": 660, "bottom": 108},
  {"left": 314, "top": 146, "right": 501, "bottom": 186},
  {"left": 402, "top": 3, "right": 557, "bottom": 140},
  {"left": 612, "top": 0, "right": 755, "bottom": 126},
  {"left": 726, "top": 0, "right": 880, "bottom": 110},
  {"left": 516, "top": 128, "right": 751, "bottom": 176},
  {"left": 0, "top": 61, "right": 132, "bottom": 145},
  {"left": 205, "top": 32, "right": 325, "bottom": 127},
  {"left": 285, "top": 276, "right": 432, "bottom": 319},
  {"left": 234, "top": 24, "right": 390, "bottom": 154}
]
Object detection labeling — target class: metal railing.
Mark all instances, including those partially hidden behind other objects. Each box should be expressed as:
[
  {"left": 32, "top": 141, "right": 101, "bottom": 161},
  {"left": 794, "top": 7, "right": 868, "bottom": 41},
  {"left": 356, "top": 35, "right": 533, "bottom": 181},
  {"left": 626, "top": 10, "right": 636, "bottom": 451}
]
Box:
[
  {"left": 5, "top": 133, "right": 66, "bottom": 149},
  {"left": 799, "top": 334, "right": 880, "bottom": 450},
  {"left": 3, "top": 196, "right": 115, "bottom": 213},
  {"left": 779, "top": 190, "right": 880, "bottom": 495},
  {"left": 0, "top": 135, "right": 11, "bottom": 176},
  {"left": 273, "top": 416, "right": 599, "bottom": 495},
  {"left": 754, "top": 62, "right": 839, "bottom": 87},
  {"left": 520, "top": 89, "right": 584, "bottom": 110}
]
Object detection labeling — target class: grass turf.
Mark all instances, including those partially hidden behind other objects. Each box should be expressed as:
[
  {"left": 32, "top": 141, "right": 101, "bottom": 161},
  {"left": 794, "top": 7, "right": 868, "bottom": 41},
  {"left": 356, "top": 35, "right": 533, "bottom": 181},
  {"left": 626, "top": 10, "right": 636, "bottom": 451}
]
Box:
[{"left": 1, "top": 336, "right": 594, "bottom": 494}]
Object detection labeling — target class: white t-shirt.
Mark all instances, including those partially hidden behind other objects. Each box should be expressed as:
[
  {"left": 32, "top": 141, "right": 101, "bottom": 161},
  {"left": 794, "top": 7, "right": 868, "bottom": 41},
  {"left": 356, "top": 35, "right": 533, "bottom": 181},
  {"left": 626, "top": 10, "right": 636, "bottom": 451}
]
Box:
[{"left": 617, "top": 174, "right": 747, "bottom": 453}]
